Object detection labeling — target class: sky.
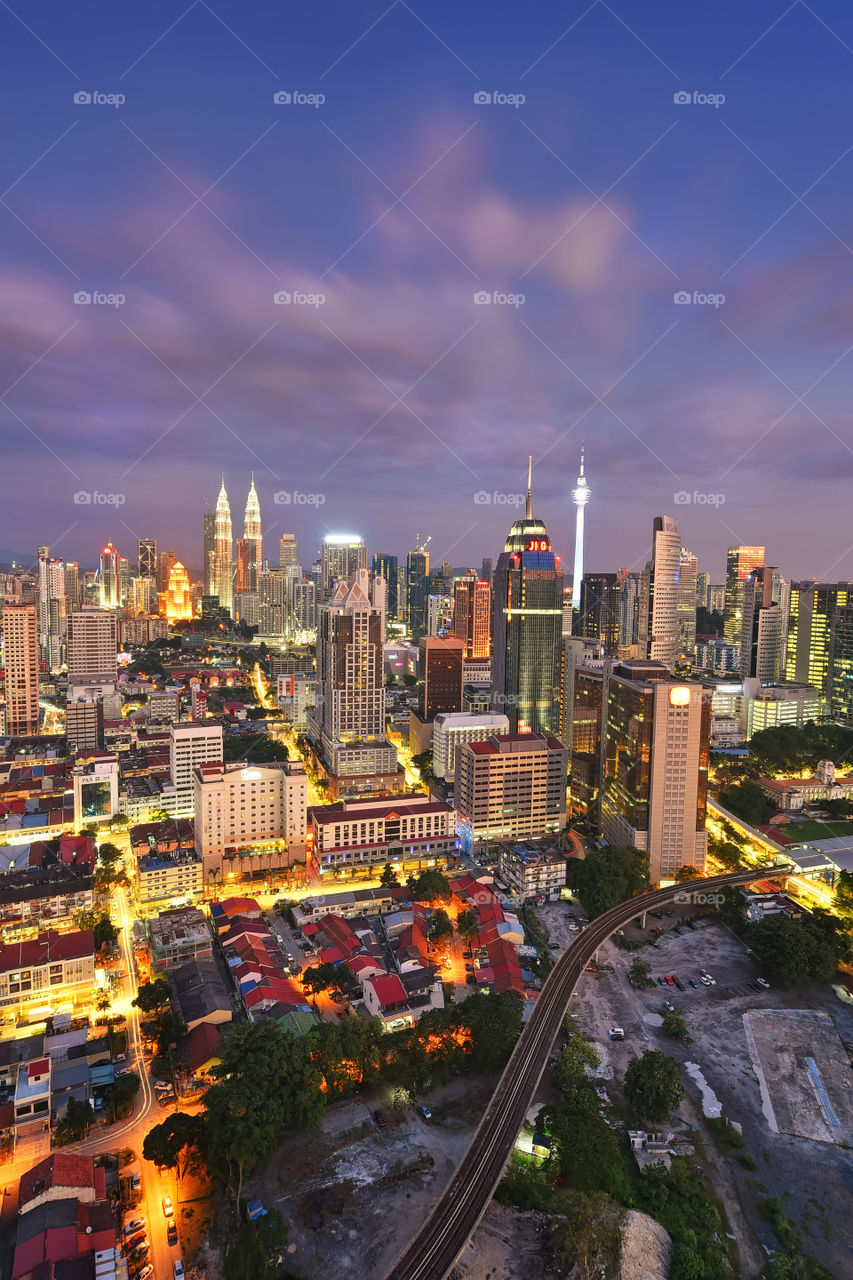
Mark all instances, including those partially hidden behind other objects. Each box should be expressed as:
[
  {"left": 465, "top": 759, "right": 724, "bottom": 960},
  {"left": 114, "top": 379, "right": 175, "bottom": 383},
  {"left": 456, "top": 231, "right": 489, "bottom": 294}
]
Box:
[{"left": 3, "top": 1, "right": 853, "bottom": 584}]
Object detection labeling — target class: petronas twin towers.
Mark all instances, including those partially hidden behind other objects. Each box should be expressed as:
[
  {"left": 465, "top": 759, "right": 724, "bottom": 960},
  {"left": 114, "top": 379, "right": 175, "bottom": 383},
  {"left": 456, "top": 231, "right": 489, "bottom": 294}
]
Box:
[{"left": 210, "top": 474, "right": 262, "bottom": 612}]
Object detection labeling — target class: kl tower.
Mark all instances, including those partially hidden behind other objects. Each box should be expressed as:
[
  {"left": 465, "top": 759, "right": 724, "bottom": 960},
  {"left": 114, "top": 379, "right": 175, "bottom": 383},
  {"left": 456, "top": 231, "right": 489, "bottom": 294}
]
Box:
[{"left": 571, "top": 442, "right": 590, "bottom": 609}]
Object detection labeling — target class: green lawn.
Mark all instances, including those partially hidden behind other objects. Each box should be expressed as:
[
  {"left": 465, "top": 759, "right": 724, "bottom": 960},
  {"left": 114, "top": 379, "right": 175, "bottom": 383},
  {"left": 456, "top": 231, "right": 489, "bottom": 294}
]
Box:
[{"left": 783, "top": 819, "right": 853, "bottom": 843}]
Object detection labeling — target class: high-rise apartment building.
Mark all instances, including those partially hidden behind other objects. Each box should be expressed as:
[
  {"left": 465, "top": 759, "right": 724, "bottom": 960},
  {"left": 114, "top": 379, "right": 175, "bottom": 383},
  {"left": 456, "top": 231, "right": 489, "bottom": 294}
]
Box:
[
  {"left": 677, "top": 548, "right": 698, "bottom": 661},
  {"left": 372, "top": 554, "right": 398, "bottom": 617},
  {"left": 786, "top": 582, "right": 852, "bottom": 697},
  {"left": 37, "top": 547, "right": 66, "bottom": 671},
  {"left": 193, "top": 759, "right": 307, "bottom": 885},
  {"left": 2, "top": 604, "right": 39, "bottom": 736},
  {"left": 170, "top": 722, "right": 223, "bottom": 810},
  {"left": 321, "top": 535, "right": 367, "bottom": 599},
  {"left": 138, "top": 539, "right": 157, "bottom": 580},
  {"left": 454, "top": 732, "right": 568, "bottom": 845},
  {"left": 577, "top": 573, "right": 620, "bottom": 654},
  {"left": 243, "top": 474, "right": 262, "bottom": 591},
  {"left": 452, "top": 575, "right": 491, "bottom": 658},
  {"left": 99, "top": 542, "right": 120, "bottom": 610},
  {"left": 491, "top": 474, "right": 564, "bottom": 735},
  {"left": 419, "top": 637, "right": 464, "bottom": 721},
  {"left": 480, "top": 557, "right": 493, "bottom": 584},
  {"left": 740, "top": 566, "right": 782, "bottom": 683},
  {"left": 212, "top": 477, "right": 233, "bottom": 614},
  {"left": 64, "top": 562, "right": 80, "bottom": 611},
  {"left": 724, "top": 546, "right": 765, "bottom": 646},
  {"left": 638, "top": 516, "right": 681, "bottom": 667},
  {"left": 258, "top": 569, "right": 287, "bottom": 636},
  {"left": 406, "top": 543, "right": 430, "bottom": 640},
  {"left": 203, "top": 506, "right": 216, "bottom": 594},
  {"left": 66, "top": 608, "right": 117, "bottom": 695},
  {"left": 290, "top": 578, "right": 317, "bottom": 634},
  {"left": 279, "top": 533, "right": 299, "bottom": 569}
]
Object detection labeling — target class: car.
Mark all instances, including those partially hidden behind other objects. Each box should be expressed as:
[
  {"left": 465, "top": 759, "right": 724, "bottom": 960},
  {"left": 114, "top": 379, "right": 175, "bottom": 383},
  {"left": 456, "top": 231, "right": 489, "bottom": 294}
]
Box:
[
  {"left": 657, "top": 976, "right": 666, "bottom": 986},
  {"left": 129, "top": 1245, "right": 149, "bottom": 1262},
  {"left": 174, "top": 1262, "right": 185, "bottom": 1280},
  {"left": 131, "top": 1172, "right": 141, "bottom": 1190},
  {"left": 756, "top": 977, "right": 770, "bottom": 989},
  {"left": 417, "top": 1104, "right": 432, "bottom": 1122},
  {"left": 749, "top": 981, "right": 762, "bottom": 993},
  {"left": 114, "top": 1052, "right": 126, "bottom": 1062},
  {"left": 123, "top": 1218, "right": 145, "bottom": 1236},
  {"left": 127, "top": 1231, "right": 147, "bottom": 1251},
  {"left": 700, "top": 975, "right": 712, "bottom": 986},
  {"left": 162, "top": 1195, "right": 174, "bottom": 1218},
  {"left": 117, "top": 1066, "right": 133, "bottom": 1076},
  {"left": 674, "top": 980, "right": 686, "bottom": 992},
  {"left": 663, "top": 1000, "right": 675, "bottom": 1012},
  {"left": 608, "top": 1027, "right": 624, "bottom": 1041},
  {"left": 137, "top": 1268, "right": 154, "bottom": 1280},
  {"left": 689, "top": 979, "right": 700, "bottom": 988},
  {"left": 650, "top": 911, "right": 663, "bottom": 919},
  {"left": 93, "top": 1096, "right": 104, "bottom": 1112},
  {"left": 664, "top": 975, "right": 674, "bottom": 985},
  {"left": 374, "top": 1110, "right": 386, "bottom": 1128},
  {"left": 167, "top": 1221, "right": 178, "bottom": 1246}
]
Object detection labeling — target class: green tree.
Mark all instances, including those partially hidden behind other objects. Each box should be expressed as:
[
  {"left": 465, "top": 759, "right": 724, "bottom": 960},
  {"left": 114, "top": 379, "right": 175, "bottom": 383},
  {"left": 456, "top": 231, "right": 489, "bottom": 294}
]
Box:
[
  {"left": 407, "top": 869, "right": 452, "bottom": 901},
  {"left": 835, "top": 869, "right": 853, "bottom": 915},
  {"left": 223, "top": 1209, "right": 289, "bottom": 1280},
  {"left": 455, "top": 908, "right": 480, "bottom": 951},
  {"left": 674, "top": 865, "right": 698, "bottom": 883},
  {"left": 628, "top": 955, "right": 653, "bottom": 987},
  {"left": 379, "top": 863, "right": 399, "bottom": 888},
  {"left": 662, "top": 1009, "right": 690, "bottom": 1041},
  {"left": 133, "top": 978, "right": 172, "bottom": 1014},
  {"left": 545, "top": 1084, "right": 627, "bottom": 1198},
  {"left": 55, "top": 1097, "right": 95, "bottom": 1145},
  {"left": 717, "top": 778, "right": 767, "bottom": 826},
  {"left": 94, "top": 914, "right": 118, "bottom": 950},
  {"left": 567, "top": 845, "right": 649, "bottom": 918},
  {"left": 427, "top": 907, "right": 454, "bottom": 943},
  {"left": 624, "top": 1050, "right": 684, "bottom": 1122},
  {"left": 304, "top": 1017, "right": 385, "bottom": 1097},
  {"left": 98, "top": 842, "right": 122, "bottom": 867},
  {"left": 550, "top": 1190, "right": 625, "bottom": 1280},
  {"left": 456, "top": 990, "right": 524, "bottom": 1073},
  {"left": 745, "top": 912, "right": 849, "bottom": 987},
  {"left": 552, "top": 1034, "right": 600, "bottom": 1091},
  {"left": 143, "top": 1112, "right": 206, "bottom": 1178},
  {"left": 301, "top": 962, "right": 343, "bottom": 994},
  {"left": 107, "top": 1072, "right": 140, "bottom": 1122}
]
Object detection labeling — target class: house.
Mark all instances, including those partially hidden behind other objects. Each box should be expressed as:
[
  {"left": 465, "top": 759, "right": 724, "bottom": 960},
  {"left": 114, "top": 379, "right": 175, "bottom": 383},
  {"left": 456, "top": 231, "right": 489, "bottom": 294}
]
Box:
[
  {"left": 170, "top": 959, "right": 233, "bottom": 1031},
  {"left": 19, "top": 1153, "right": 105, "bottom": 1214},
  {"left": 148, "top": 906, "right": 212, "bottom": 972},
  {"left": 362, "top": 973, "right": 413, "bottom": 1032},
  {"left": 0, "top": 930, "right": 95, "bottom": 1015},
  {"left": 14, "top": 1057, "right": 51, "bottom": 1134},
  {"left": 178, "top": 1022, "right": 223, "bottom": 1080}
]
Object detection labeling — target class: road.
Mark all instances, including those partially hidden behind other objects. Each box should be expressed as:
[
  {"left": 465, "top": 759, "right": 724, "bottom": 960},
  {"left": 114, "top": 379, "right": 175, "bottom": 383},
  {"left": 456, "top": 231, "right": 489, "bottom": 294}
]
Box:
[{"left": 382, "top": 866, "right": 792, "bottom": 1280}]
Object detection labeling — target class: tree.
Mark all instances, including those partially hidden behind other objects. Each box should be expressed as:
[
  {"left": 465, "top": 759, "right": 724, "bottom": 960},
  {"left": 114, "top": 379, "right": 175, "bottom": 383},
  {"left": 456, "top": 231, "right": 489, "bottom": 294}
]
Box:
[
  {"left": 550, "top": 1190, "right": 625, "bottom": 1280},
  {"left": 223, "top": 1209, "right": 289, "bottom": 1280},
  {"left": 94, "top": 914, "right": 118, "bottom": 950},
  {"left": 629, "top": 955, "right": 653, "bottom": 988},
  {"left": 305, "top": 1017, "right": 385, "bottom": 1097},
  {"left": 662, "top": 1009, "right": 690, "bottom": 1041},
  {"left": 567, "top": 845, "right": 649, "bottom": 918},
  {"left": 154, "top": 1010, "right": 187, "bottom": 1056},
  {"left": 301, "top": 962, "right": 343, "bottom": 994},
  {"left": 133, "top": 978, "right": 172, "bottom": 1014},
  {"left": 379, "top": 863, "right": 399, "bottom": 888},
  {"left": 835, "top": 870, "right": 853, "bottom": 915},
  {"left": 718, "top": 779, "right": 767, "bottom": 826},
  {"left": 55, "top": 1097, "right": 95, "bottom": 1145},
  {"left": 107, "top": 1072, "right": 140, "bottom": 1121},
  {"left": 407, "top": 869, "right": 452, "bottom": 901},
  {"left": 552, "top": 1034, "right": 600, "bottom": 1091},
  {"left": 98, "top": 842, "right": 122, "bottom": 867},
  {"left": 674, "top": 865, "right": 699, "bottom": 883},
  {"left": 545, "top": 1084, "right": 627, "bottom": 1198},
  {"left": 624, "top": 1049, "right": 684, "bottom": 1122},
  {"left": 427, "top": 907, "right": 453, "bottom": 943},
  {"left": 745, "top": 912, "right": 850, "bottom": 987},
  {"left": 455, "top": 908, "right": 480, "bottom": 952},
  {"left": 143, "top": 1112, "right": 206, "bottom": 1178}
]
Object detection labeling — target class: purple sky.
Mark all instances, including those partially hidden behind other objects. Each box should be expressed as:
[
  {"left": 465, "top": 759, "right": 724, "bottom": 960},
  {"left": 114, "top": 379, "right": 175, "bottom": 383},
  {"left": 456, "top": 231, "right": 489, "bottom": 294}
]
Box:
[{"left": 3, "top": 1, "right": 853, "bottom": 584}]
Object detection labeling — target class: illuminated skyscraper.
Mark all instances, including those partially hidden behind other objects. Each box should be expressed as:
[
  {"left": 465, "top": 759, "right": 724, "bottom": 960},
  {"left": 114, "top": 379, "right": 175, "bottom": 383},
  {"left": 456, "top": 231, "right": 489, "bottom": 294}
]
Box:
[
  {"left": 99, "top": 542, "right": 120, "bottom": 610},
  {"left": 37, "top": 546, "right": 66, "bottom": 671},
  {"left": 638, "top": 516, "right": 681, "bottom": 667},
  {"left": 243, "top": 473, "right": 263, "bottom": 591},
  {"left": 279, "top": 533, "right": 298, "bottom": 569},
  {"left": 406, "top": 539, "right": 430, "bottom": 640},
  {"left": 203, "top": 506, "right": 216, "bottom": 594},
  {"left": 2, "top": 603, "right": 39, "bottom": 735},
  {"left": 677, "top": 548, "right": 698, "bottom": 661},
  {"left": 137, "top": 538, "right": 157, "bottom": 580},
  {"left": 724, "top": 546, "right": 765, "bottom": 646},
  {"left": 213, "top": 476, "right": 233, "bottom": 613},
  {"left": 453, "top": 575, "right": 492, "bottom": 658},
  {"left": 160, "top": 561, "right": 193, "bottom": 623},
  {"left": 571, "top": 444, "right": 591, "bottom": 610},
  {"left": 321, "top": 534, "right": 367, "bottom": 598}
]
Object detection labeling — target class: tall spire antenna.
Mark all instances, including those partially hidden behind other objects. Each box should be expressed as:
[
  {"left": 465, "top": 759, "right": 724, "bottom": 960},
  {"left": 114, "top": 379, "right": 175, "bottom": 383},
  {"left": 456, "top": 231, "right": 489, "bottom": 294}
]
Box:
[
  {"left": 571, "top": 443, "right": 591, "bottom": 610},
  {"left": 525, "top": 455, "right": 533, "bottom": 520}
]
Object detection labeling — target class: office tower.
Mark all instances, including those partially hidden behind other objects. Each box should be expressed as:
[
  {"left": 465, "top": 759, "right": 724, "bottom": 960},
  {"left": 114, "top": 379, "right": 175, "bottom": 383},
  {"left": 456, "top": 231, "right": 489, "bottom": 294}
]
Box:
[
  {"left": 568, "top": 665, "right": 605, "bottom": 818},
  {"left": 426, "top": 593, "right": 453, "bottom": 637},
  {"left": 786, "top": 582, "right": 851, "bottom": 695},
  {"left": 708, "top": 583, "right": 726, "bottom": 616},
  {"left": 619, "top": 571, "right": 642, "bottom": 648},
  {"left": 234, "top": 592, "right": 259, "bottom": 627},
  {"left": 157, "top": 550, "right": 177, "bottom": 596},
  {"left": 132, "top": 576, "right": 155, "bottom": 616},
  {"left": 310, "top": 577, "right": 401, "bottom": 796},
  {"left": 740, "top": 566, "right": 782, "bottom": 682},
  {"left": 830, "top": 606, "right": 853, "bottom": 722},
  {"left": 724, "top": 546, "right": 765, "bottom": 646},
  {"left": 695, "top": 572, "right": 709, "bottom": 611},
  {"left": 279, "top": 533, "right": 299, "bottom": 569},
  {"left": 772, "top": 571, "right": 790, "bottom": 659},
  {"left": 455, "top": 732, "right": 569, "bottom": 845},
  {"left": 66, "top": 698, "right": 104, "bottom": 751},
  {"left": 372, "top": 554, "right": 398, "bottom": 617},
  {"left": 396, "top": 566, "right": 407, "bottom": 622},
  {"left": 160, "top": 561, "right": 193, "bottom": 623},
  {"left": 64, "top": 562, "right": 80, "bottom": 611},
  {"left": 372, "top": 574, "right": 387, "bottom": 644},
  {"left": 419, "top": 637, "right": 464, "bottom": 721},
  {"left": 67, "top": 608, "right": 118, "bottom": 696},
  {"left": 577, "top": 573, "right": 620, "bottom": 654},
  {"left": 235, "top": 539, "right": 249, "bottom": 594},
  {"left": 138, "top": 538, "right": 157, "bottom": 580},
  {"left": 203, "top": 505, "right": 216, "bottom": 594},
  {"left": 193, "top": 759, "right": 307, "bottom": 882},
  {"left": 453, "top": 575, "right": 492, "bottom": 658},
  {"left": 491, "top": 466, "right": 564, "bottom": 734},
  {"left": 37, "top": 547, "right": 66, "bottom": 671},
  {"left": 170, "top": 722, "right": 223, "bottom": 813},
  {"left": 119, "top": 557, "right": 131, "bottom": 607},
  {"left": 677, "top": 548, "right": 698, "bottom": 660},
  {"left": 598, "top": 662, "right": 709, "bottom": 882},
  {"left": 258, "top": 569, "right": 287, "bottom": 636},
  {"left": 243, "top": 474, "right": 263, "bottom": 590},
  {"left": 290, "top": 578, "right": 317, "bottom": 635},
  {"left": 99, "top": 542, "right": 120, "bottom": 610},
  {"left": 432, "top": 710, "right": 510, "bottom": 780},
  {"left": 406, "top": 540, "right": 430, "bottom": 640},
  {"left": 2, "top": 603, "right": 39, "bottom": 735},
  {"left": 571, "top": 444, "right": 591, "bottom": 610},
  {"left": 638, "top": 516, "right": 681, "bottom": 667},
  {"left": 480, "top": 557, "right": 492, "bottom": 584},
  {"left": 321, "top": 534, "right": 367, "bottom": 599},
  {"left": 212, "top": 477, "right": 233, "bottom": 614}
]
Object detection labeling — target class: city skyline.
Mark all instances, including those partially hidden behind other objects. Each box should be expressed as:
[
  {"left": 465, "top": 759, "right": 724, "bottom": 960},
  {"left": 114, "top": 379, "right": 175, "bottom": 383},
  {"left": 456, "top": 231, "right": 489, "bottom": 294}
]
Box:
[{"left": 3, "top": 3, "right": 853, "bottom": 577}]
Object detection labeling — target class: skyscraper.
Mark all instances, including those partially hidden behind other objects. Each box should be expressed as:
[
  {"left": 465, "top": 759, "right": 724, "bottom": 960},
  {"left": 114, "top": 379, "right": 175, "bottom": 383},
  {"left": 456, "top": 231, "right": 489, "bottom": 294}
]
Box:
[
  {"left": 160, "top": 561, "right": 193, "bottom": 623},
  {"left": 321, "top": 534, "right": 367, "bottom": 599},
  {"left": 213, "top": 476, "right": 233, "bottom": 613},
  {"left": 571, "top": 443, "right": 591, "bottom": 610},
  {"left": 203, "top": 505, "right": 216, "bottom": 594},
  {"left": 577, "top": 573, "right": 620, "bottom": 654},
  {"left": 491, "top": 463, "right": 564, "bottom": 734},
  {"left": 638, "top": 516, "right": 681, "bottom": 667},
  {"left": 279, "top": 533, "right": 299, "bottom": 569},
  {"left": 372, "top": 553, "right": 398, "bottom": 617},
  {"left": 243, "top": 473, "right": 263, "bottom": 591},
  {"left": 786, "top": 582, "right": 851, "bottom": 694},
  {"left": 67, "top": 608, "right": 118, "bottom": 695},
  {"left": 452, "top": 574, "right": 492, "bottom": 658},
  {"left": 724, "top": 546, "right": 765, "bottom": 646},
  {"left": 99, "top": 542, "right": 120, "bottom": 610},
  {"left": 235, "top": 539, "right": 249, "bottom": 594},
  {"left": 37, "top": 546, "right": 66, "bottom": 671},
  {"left": 138, "top": 539, "right": 157, "bottom": 580},
  {"left": 740, "top": 566, "right": 782, "bottom": 682},
  {"left": 406, "top": 539, "right": 430, "bottom": 640},
  {"left": 2, "top": 603, "right": 39, "bottom": 736},
  {"left": 677, "top": 548, "right": 698, "bottom": 661}
]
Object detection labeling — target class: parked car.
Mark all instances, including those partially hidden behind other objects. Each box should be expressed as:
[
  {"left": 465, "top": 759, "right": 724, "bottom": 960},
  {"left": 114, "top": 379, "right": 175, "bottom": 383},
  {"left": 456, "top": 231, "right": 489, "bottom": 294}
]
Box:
[
  {"left": 123, "top": 1218, "right": 145, "bottom": 1237},
  {"left": 664, "top": 975, "right": 674, "bottom": 985},
  {"left": 137, "top": 1268, "right": 153, "bottom": 1280},
  {"left": 674, "top": 979, "right": 686, "bottom": 992},
  {"left": 689, "top": 979, "right": 700, "bottom": 989},
  {"left": 174, "top": 1262, "right": 185, "bottom": 1280},
  {"left": 663, "top": 1000, "right": 675, "bottom": 1013},
  {"left": 162, "top": 1195, "right": 173, "bottom": 1218},
  {"left": 167, "top": 1221, "right": 178, "bottom": 1246},
  {"left": 657, "top": 977, "right": 666, "bottom": 986},
  {"left": 373, "top": 1110, "right": 386, "bottom": 1129},
  {"left": 756, "top": 977, "right": 770, "bottom": 989},
  {"left": 749, "top": 981, "right": 762, "bottom": 993},
  {"left": 131, "top": 1172, "right": 140, "bottom": 1191},
  {"left": 126, "top": 1232, "right": 147, "bottom": 1252},
  {"left": 608, "top": 1027, "right": 624, "bottom": 1041},
  {"left": 417, "top": 1104, "right": 432, "bottom": 1122}
]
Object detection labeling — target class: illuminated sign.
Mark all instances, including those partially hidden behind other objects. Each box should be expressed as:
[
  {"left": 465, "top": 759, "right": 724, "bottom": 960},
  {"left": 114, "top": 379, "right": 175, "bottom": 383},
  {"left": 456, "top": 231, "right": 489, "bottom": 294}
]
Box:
[
  {"left": 669, "top": 686, "right": 691, "bottom": 706},
  {"left": 241, "top": 768, "right": 263, "bottom": 781},
  {"left": 525, "top": 539, "right": 549, "bottom": 552}
]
